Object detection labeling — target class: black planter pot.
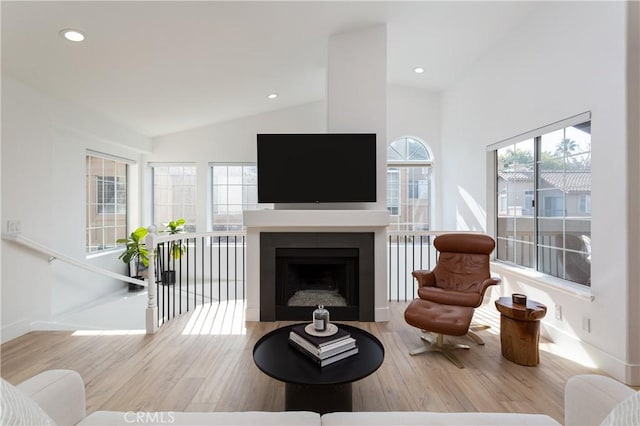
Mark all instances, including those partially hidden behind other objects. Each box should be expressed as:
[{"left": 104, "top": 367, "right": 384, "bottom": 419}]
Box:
[
  {"left": 161, "top": 270, "right": 176, "bottom": 286},
  {"left": 128, "top": 276, "right": 145, "bottom": 292}
]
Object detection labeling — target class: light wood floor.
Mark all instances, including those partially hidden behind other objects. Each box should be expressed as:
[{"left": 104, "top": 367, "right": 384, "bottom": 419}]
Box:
[{"left": 1, "top": 301, "right": 602, "bottom": 423}]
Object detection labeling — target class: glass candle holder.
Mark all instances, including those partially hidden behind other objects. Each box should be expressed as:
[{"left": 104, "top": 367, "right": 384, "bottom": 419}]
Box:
[{"left": 313, "top": 305, "right": 330, "bottom": 331}]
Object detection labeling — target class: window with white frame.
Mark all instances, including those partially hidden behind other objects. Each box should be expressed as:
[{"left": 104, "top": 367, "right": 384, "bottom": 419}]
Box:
[
  {"left": 210, "top": 164, "right": 260, "bottom": 232},
  {"left": 152, "top": 165, "right": 197, "bottom": 232},
  {"left": 386, "top": 137, "right": 432, "bottom": 231},
  {"left": 86, "top": 154, "right": 127, "bottom": 253},
  {"left": 494, "top": 113, "right": 591, "bottom": 286}
]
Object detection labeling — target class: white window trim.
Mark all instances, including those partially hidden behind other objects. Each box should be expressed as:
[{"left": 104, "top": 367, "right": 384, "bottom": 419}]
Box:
[
  {"left": 488, "top": 113, "right": 592, "bottom": 287},
  {"left": 87, "top": 149, "right": 136, "bottom": 165},
  {"left": 487, "top": 111, "right": 591, "bottom": 152},
  {"left": 86, "top": 153, "right": 129, "bottom": 254}
]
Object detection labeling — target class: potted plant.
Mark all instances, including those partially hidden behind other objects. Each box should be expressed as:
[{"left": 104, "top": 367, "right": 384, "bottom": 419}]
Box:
[
  {"left": 160, "top": 218, "right": 186, "bottom": 285},
  {"left": 117, "top": 227, "right": 150, "bottom": 291}
]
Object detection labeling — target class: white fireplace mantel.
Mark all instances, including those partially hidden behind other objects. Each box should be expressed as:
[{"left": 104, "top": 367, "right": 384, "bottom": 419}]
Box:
[
  {"left": 243, "top": 209, "right": 390, "bottom": 322},
  {"left": 243, "top": 209, "right": 390, "bottom": 228}
]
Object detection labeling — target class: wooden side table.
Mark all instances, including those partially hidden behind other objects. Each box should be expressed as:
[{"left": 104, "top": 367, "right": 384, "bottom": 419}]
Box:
[{"left": 495, "top": 297, "right": 547, "bottom": 366}]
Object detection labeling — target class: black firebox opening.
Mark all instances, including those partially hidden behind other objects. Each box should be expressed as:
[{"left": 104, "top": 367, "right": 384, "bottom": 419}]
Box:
[{"left": 276, "top": 248, "right": 358, "bottom": 311}]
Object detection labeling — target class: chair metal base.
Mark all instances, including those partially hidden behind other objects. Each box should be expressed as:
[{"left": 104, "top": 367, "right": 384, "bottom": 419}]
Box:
[
  {"left": 467, "top": 323, "right": 491, "bottom": 345},
  {"left": 409, "top": 333, "right": 470, "bottom": 369}
]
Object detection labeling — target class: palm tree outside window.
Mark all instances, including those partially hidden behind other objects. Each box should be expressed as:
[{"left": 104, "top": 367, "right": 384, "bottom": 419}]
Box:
[{"left": 495, "top": 117, "right": 591, "bottom": 286}]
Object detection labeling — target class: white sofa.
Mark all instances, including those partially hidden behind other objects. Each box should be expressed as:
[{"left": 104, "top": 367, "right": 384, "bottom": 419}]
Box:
[{"left": 4, "top": 369, "right": 638, "bottom": 426}]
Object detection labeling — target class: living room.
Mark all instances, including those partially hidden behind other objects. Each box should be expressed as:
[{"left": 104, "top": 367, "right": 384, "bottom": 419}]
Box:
[{"left": 1, "top": 1, "right": 639, "bottom": 423}]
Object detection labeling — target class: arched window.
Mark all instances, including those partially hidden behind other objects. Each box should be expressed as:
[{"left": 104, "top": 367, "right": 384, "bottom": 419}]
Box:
[{"left": 387, "top": 137, "right": 432, "bottom": 231}]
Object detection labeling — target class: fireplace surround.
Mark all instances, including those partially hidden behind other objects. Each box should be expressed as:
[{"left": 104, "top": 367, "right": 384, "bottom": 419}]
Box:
[
  {"left": 243, "top": 209, "right": 390, "bottom": 322},
  {"left": 260, "top": 232, "right": 374, "bottom": 321}
]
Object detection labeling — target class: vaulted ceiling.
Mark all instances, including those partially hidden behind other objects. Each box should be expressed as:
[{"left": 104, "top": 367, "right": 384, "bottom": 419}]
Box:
[{"left": 2, "top": 1, "right": 540, "bottom": 137}]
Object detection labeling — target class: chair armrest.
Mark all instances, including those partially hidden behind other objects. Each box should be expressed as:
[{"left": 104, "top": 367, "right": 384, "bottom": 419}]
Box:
[
  {"left": 565, "top": 374, "right": 636, "bottom": 426},
  {"left": 479, "top": 277, "right": 501, "bottom": 294},
  {"left": 412, "top": 270, "right": 435, "bottom": 288},
  {"left": 17, "top": 369, "right": 86, "bottom": 425}
]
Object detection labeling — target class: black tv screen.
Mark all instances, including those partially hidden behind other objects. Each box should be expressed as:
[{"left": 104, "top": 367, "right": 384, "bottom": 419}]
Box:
[{"left": 257, "top": 133, "right": 377, "bottom": 203}]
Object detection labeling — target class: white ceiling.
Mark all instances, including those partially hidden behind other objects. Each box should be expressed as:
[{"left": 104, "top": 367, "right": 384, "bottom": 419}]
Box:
[{"left": 2, "top": 1, "right": 540, "bottom": 138}]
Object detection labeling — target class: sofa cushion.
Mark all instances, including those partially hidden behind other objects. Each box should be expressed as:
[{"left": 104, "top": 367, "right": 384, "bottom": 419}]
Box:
[
  {"left": 1, "top": 378, "right": 55, "bottom": 426},
  {"left": 16, "top": 369, "right": 86, "bottom": 426},
  {"left": 321, "top": 411, "right": 560, "bottom": 425},
  {"left": 601, "top": 391, "right": 640, "bottom": 426},
  {"left": 79, "top": 410, "right": 321, "bottom": 425},
  {"left": 565, "top": 374, "right": 637, "bottom": 426}
]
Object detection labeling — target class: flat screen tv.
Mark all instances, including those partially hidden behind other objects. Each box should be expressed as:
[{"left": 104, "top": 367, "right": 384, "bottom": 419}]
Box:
[{"left": 257, "top": 133, "right": 377, "bottom": 203}]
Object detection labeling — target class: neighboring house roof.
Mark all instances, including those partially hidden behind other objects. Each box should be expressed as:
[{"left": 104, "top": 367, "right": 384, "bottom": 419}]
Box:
[{"left": 498, "top": 170, "right": 591, "bottom": 193}]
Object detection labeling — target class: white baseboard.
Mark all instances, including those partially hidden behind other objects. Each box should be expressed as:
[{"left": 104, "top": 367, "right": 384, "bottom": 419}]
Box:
[
  {"left": 543, "top": 322, "right": 640, "bottom": 386},
  {"left": 1, "top": 319, "right": 31, "bottom": 344},
  {"left": 375, "top": 306, "right": 390, "bottom": 322},
  {"left": 245, "top": 306, "right": 260, "bottom": 322}
]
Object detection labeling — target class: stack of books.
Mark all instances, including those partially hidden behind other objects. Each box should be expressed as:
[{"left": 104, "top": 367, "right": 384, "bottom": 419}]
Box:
[{"left": 288, "top": 324, "right": 358, "bottom": 367}]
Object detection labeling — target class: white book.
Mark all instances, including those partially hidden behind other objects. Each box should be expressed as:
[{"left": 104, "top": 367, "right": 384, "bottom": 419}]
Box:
[
  {"left": 289, "top": 332, "right": 356, "bottom": 359},
  {"left": 288, "top": 339, "right": 359, "bottom": 367},
  {"left": 318, "top": 347, "right": 359, "bottom": 367}
]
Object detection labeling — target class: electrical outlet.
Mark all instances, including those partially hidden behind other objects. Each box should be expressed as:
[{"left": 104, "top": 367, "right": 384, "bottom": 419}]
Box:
[
  {"left": 554, "top": 305, "right": 562, "bottom": 321},
  {"left": 582, "top": 316, "right": 591, "bottom": 333},
  {"left": 6, "top": 220, "right": 21, "bottom": 233}
]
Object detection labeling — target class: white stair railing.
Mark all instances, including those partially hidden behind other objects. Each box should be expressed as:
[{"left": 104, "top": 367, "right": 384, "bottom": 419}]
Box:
[{"left": 1, "top": 232, "right": 146, "bottom": 288}]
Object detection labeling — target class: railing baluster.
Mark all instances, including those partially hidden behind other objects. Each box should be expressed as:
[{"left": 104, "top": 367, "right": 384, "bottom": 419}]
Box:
[
  {"left": 218, "top": 236, "right": 221, "bottom": 301},
  {"left": 210, "top": 236, "right": 213, "bottom": 305},
  {"left": 202, "top": 237, "right": 205, "bottom": 306},
  {"left": 178, "top": 241, "right": 182, "bottom": 315},
  {"left": 412, "top": 235, "right": 415, "bottom": 299},
  {"left": 169, "top": 244, "right": 174, "bottom": 319},
  {"left": 234, "top": 235, "right": 238, "bottom": 301},
  {"left": 404, "top": 234, "right": 407, "bottom": 302},
  {"left": 242, "top": 235, "right": 246, "bottom": 300},
  {"left": 396, "top": 234, "right": 400, "bottom": 302},
  {"left": 192, "top": 238, "right": 196, "bottom": 310},
  {"left": 388, "top": 234, "right": 392, "bottom": 301}
]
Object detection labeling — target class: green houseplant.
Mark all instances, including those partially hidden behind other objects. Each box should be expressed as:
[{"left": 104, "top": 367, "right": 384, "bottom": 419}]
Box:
[
  {"left": 161, "top": 218, "right": 186, "bottom": 285},
  {"left": 166, "top": 218, "right": 186, "bottom": 259},
  {"left": 117, "top": 227, "right": 150, "bottom": 291}
]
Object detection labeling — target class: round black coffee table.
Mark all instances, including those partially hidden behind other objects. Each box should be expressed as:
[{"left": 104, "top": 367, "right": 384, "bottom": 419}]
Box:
[{"left": 253, "top": 323, "right": 385, "bottom": 414}]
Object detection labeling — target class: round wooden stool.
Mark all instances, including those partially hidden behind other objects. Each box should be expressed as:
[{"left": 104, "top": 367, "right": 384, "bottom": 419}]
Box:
[{"left": 495, "top": 297, "right": 547, "bottom": 366}]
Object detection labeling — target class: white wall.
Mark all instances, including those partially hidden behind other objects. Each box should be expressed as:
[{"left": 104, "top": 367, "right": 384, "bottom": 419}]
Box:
[
  {"left": 150, "top": 101, "right": 327, "bottom": 231},
  {"left": 1, "top": 78, "right": 151, "bottom": 342},
  {"left": 327, "top": 25, "right": 387, "bottom": 212},
  {"left": 387, "top": 85, "right": 441, "bottom": 228},
  {"left": 441, "top": 2, "right": 635, "bottom": 383}
]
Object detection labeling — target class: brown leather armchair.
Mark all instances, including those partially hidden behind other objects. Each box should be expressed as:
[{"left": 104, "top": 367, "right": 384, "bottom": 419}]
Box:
[{"left": 412, "top": 233, "right": 501, "bottom": 345}]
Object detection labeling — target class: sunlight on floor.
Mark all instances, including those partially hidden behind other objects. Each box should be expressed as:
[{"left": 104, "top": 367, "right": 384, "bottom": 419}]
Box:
[
  {"left": 473, "top": 303, "right": 501, "bottom": 335},
  {"left": 539, "top": 340, "right": 598, "bottom": 368},
  {"left": 181, "top": 300, "right": 247, "bottom": 336}
]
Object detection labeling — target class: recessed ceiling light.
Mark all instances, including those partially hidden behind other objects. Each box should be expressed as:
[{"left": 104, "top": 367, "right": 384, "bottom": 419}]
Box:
[
  {"left": 413, "top": 67, "right": 425, "bottom": 74},
  {"left": 59, "top": 29, "right": 85, "bottom": 42},
  {"left": 267, "top": 93, "right": 278, "bottom": 100}
]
